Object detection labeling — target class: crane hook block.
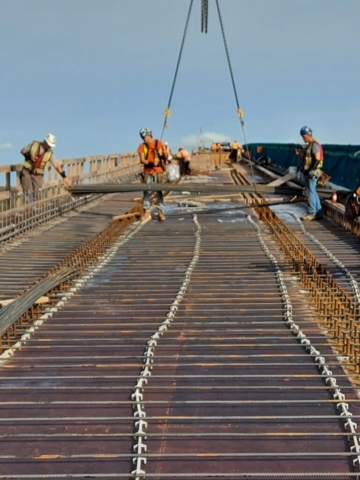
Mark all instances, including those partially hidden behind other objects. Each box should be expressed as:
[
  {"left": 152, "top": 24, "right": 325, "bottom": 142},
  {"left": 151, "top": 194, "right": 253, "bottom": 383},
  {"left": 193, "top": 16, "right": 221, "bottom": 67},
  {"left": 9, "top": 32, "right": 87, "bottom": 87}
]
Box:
[{"left": 164, "top": 107, "right": 171, "bottom": 118}]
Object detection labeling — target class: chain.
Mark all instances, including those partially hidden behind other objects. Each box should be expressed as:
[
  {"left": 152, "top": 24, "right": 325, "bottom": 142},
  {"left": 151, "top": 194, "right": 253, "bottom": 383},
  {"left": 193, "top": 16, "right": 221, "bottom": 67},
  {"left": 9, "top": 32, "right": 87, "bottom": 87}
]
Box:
[{"left": 201, "top": 0, "right": 209, "bottom": 33}]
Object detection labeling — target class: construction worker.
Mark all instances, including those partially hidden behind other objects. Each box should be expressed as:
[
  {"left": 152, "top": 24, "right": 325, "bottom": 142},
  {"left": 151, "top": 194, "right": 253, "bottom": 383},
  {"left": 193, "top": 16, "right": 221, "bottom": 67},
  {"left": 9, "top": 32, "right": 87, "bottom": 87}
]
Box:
[
  {"left": 177, "top": 147, "right": 192, "bottom": 176},
  {"left": 237, "top": 143, "right": 244, "bottom": 160},
  {"left": 254, "top": 145, "right": 263, "bottom": 161},
  {"left": 210, "top": 142, "right": 217, "bottom": 152},
  {"left": 20, "top": 134, "right": 72, "bottom": 203},
  {"left": 295, "top": 126, "right": 323, "bottom": 221},
  {"left": 216, "top": 142, "right": 222, "bottom": 152},
  {"left": 254, "top": 146, "right": 270, "bottom": 166},
  {"left": 137, "top": 127, "right": 168, "bottom": 221},
  {"left": 229, "top": 140, "right": 240, "bottom": 162}
]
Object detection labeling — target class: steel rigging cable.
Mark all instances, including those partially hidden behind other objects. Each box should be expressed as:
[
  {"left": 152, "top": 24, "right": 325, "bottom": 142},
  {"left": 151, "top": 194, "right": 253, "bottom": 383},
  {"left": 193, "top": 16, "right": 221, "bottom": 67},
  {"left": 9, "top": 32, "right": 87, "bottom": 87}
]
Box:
[
  {"left": 161, "top": 0, "right": 250, "bottom": 166},
  {"left": 160, "top": 0, "right": 194, "bottom": 140},
  {"left": 214, "top": 0, "right": 247, "bottom": 146},
  {"left": 214, "top": 0, "right": 255, "bottom": 187}
]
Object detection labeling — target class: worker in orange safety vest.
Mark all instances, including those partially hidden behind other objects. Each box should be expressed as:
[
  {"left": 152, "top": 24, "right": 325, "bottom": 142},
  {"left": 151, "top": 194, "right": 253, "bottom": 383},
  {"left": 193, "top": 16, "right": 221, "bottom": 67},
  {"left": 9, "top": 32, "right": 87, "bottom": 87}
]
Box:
[
  {"left": 177, "top": 148, "right": 192, "bottom": 176},
  {"left": 137, "top": 127, "right": 168, "bottom": 221}
]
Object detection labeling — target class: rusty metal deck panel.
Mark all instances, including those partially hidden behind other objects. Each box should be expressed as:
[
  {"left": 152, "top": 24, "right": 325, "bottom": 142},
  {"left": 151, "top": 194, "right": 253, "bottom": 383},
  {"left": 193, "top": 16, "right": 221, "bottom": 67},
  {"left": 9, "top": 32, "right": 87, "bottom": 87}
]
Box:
[
  {"left": 0, "top": 193, "right": 137, "bottom": 302},
  {"left": 0, "top": 188, "right": 359, "bottom": 478}
]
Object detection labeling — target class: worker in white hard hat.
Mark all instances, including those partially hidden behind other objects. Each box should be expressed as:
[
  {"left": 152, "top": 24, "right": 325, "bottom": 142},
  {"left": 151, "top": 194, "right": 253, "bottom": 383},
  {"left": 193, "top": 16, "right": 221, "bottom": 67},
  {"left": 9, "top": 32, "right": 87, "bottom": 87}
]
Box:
[{"left": 20, "top": 134, "right": 72, "bottom": 202}]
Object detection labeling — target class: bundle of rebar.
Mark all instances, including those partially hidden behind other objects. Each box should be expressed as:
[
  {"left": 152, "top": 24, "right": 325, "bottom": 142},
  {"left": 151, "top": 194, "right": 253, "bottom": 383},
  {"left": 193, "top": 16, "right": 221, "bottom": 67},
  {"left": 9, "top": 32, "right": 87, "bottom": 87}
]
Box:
[{"left": 70, "top": 182, "right": 344, "bottom": 198}]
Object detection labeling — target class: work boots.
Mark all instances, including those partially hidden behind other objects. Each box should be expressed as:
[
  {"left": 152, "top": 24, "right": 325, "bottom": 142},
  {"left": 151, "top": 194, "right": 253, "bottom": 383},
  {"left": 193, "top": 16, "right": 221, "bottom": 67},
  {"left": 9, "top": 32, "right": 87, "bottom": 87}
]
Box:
[
  {"left": 158, "top": 211, "right": 166, "bottom": 221},
  {"left": 141, "top": 211, "right": 151, "bottom": 221},
  {"left": 301, "top": 214, "right": 316, "bottom": 221},
  {"left": 301, "top": 213, "right": 323, "bottom": 221}
]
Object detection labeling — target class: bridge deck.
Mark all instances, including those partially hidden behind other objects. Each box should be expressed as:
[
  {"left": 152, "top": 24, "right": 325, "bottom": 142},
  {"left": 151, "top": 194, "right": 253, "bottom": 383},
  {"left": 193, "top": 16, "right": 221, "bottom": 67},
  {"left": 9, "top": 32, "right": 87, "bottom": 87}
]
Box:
[{"left": 0, "top": 167, "right": 359, "bottom": 479}]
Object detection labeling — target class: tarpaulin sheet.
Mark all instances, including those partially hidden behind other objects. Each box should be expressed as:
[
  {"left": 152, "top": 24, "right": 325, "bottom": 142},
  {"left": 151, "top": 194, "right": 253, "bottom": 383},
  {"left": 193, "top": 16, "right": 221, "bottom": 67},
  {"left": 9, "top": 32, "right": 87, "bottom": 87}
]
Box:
[{"left": 248, "top": 143, "right": 360, "bottom": 191}]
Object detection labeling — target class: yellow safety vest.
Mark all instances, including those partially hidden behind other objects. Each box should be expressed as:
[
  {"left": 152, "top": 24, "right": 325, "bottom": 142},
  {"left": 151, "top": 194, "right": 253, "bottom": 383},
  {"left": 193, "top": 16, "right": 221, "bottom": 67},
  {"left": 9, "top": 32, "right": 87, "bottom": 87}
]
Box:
[
  {"left": 23, "top": 141, "right": 53, "bottom": 175},
  {"left": 304, "top": 140, "right": 323, "bottom": 170}
]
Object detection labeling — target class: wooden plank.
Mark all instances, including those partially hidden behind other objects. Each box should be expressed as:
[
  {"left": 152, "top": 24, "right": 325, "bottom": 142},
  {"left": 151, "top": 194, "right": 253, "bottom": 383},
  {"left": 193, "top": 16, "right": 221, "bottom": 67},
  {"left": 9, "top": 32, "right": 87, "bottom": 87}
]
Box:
[
  {"left": 0, "top": 296, "right": 49, "bottom": 308},
  {"left": 0, "top": 165, "right": 11, "bottom": 174},
  {"left": 267, "top": 172, "right": 297, "bottom": 187},
  {"left": 112, "top": 212, "right": 141, "bottom": 221}
]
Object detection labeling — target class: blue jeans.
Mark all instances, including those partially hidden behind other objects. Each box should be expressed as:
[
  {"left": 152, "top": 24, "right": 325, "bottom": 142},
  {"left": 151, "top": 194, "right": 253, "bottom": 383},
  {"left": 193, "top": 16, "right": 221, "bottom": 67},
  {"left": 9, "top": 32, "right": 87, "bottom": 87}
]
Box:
[
  {"left": 304, "top": 175, "right": 322, "bottom": 217},
  {"left": 143, "top": 173, "right": 165, "bottom": 212}
]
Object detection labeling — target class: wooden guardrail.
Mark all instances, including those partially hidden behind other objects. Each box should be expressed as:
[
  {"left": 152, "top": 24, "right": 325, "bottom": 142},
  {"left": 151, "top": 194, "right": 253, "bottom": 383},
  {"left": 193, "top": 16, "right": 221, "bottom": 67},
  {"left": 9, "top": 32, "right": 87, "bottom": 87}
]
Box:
[
  {"left": 0, "top": 150, "right": 232, "bottom": 206},
  {"left": 0, "top": 152, "right": 141, "bottom": 211}
]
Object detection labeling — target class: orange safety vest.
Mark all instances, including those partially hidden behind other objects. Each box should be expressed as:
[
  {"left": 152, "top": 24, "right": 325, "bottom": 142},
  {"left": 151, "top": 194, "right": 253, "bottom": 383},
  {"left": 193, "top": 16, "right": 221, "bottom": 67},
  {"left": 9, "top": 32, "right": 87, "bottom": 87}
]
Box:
[
  {"left": 23, "top": 141, "right": 53, "bottom": 175},
  {"left": 143, "top": 140, "right": 166, "bottom": 173}
]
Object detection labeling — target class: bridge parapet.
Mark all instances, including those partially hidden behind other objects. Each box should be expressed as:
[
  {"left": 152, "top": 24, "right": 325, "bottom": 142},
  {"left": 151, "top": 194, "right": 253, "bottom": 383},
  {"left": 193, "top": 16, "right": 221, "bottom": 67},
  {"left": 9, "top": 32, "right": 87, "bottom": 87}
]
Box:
[
  {"left": 0, "top": 152, "right": 140, "bottom": 207},
  {"left": 0, "top": 152, "right": 141, "bottom": 243}
]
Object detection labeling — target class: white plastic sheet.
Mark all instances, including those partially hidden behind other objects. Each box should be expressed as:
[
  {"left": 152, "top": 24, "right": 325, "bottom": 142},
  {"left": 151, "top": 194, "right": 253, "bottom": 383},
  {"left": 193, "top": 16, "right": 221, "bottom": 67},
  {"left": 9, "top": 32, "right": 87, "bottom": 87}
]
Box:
[{"left": 166, "top": 163, "right": 180, "bottom": 183}]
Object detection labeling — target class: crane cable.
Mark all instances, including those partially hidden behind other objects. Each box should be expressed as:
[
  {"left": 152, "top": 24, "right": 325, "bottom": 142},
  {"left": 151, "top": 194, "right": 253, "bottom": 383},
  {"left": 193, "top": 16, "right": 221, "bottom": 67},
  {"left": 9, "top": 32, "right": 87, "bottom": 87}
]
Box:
[
  {"left": 161, "top": 0, "right": 253, "bottom": 188},
  {"left": 160, "top": 0, "right": 194, "bottom": 140},
  {"left": 214, "top": 0, "right": 256, "bottom": 189}
]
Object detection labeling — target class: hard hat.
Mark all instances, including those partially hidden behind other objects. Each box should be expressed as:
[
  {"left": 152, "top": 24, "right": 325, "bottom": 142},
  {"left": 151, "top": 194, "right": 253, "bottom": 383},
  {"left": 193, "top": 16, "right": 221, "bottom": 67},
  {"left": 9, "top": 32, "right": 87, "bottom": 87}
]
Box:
[
  {"left": 44, "top": 133, "right": 56, "bottom": 148},
  {"left": 164, "top": 142, "right": 168, "bottom": 146},
  {"left": 139, "top": 127, "right": 152, "bottom": 139},
  {"left": 300, "top": 126, "right": 313, "bottom": 136}
]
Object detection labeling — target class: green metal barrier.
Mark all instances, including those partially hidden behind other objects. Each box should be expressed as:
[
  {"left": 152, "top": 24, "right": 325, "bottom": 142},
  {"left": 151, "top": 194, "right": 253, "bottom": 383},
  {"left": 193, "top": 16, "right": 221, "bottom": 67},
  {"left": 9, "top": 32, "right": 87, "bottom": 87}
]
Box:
[{"left": 248, "top": 143, "right": 360, "bottom": 191}]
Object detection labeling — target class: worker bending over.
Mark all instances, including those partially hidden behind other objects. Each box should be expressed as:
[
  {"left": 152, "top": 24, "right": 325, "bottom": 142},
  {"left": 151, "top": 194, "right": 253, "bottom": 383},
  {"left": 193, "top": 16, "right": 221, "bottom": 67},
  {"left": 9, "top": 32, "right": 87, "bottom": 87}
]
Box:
[
  {"left": 20, "top": 134, "right": 72, "bottom": 203},
  {"left": 137, "top": 127, "right": 168, "bottom": 221},
  {"left": 177, "top": 147, "right": 191, "bottom": 176},
  {"left": 295, "top": 126, "right": 324, "bottom": 221}
]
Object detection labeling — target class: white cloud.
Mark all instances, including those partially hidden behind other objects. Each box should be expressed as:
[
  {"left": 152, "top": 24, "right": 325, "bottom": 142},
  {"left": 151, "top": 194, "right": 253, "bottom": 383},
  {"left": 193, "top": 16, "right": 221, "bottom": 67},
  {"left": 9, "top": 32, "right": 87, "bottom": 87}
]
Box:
[
  {"left": 0, "top": 143, "right": 12, "bottom": 150},
  {"left": 180, "top": 131, "right": 231, "bottom": 150}
]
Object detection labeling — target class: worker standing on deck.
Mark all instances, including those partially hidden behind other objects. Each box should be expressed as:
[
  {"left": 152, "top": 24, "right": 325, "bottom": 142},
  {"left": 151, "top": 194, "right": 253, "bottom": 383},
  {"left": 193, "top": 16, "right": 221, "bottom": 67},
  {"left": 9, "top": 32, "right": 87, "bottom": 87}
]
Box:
[
  {"left": 20, "top": 134, "right": 72, "bottom": 203},
  {"left": 177, "top": 147, "right": 192, "bottom": 176},
  {"left": 137, "top": 128, "right": 168, "bottom": 221},
  {"left": 229, "top": 140, "right": 240, "bottom": 162},
  {"left": 295, "top": 126, "right": 323, "bottom": 221}
]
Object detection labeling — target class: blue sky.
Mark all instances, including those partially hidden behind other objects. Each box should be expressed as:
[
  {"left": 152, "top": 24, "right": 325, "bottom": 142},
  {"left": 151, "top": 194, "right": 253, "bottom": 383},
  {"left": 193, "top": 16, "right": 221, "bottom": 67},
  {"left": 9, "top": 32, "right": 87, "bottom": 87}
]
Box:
[{"left": 1, "top": 0, "right": 360, "bottom": 166}]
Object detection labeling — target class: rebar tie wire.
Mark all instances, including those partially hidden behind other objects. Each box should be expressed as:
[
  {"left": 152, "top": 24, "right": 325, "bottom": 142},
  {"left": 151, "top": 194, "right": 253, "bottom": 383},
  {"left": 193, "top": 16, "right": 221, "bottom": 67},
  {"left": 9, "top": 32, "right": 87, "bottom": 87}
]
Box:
[
  {"left": 246, "top": 213, "right": 360, "bottom": 470},
  {"left": 0, "top": 213, "right": 143, "bottom": 345},
  {"left": 131, "top": 214, "right": 201, "bottom": 480}
]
